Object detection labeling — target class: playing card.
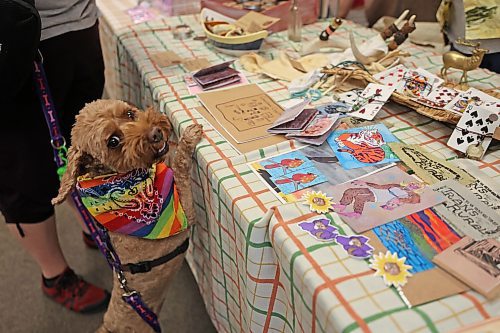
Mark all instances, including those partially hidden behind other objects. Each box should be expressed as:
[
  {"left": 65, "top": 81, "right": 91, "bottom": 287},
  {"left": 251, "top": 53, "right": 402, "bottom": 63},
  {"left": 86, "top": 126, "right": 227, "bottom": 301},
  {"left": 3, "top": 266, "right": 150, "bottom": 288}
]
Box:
[
  {"left": 426, "top": 86, "right": 459, "bottom": 107},
  {"left": 444, "top": 88, "right": 499, "bottom": 114},
  {"left": 447, "top": 104, "right": 500, "bottom": 158},
  {"left": 349, "top": 83, "right": 396, "bottom": 120},
  {"left": 336, "top": 89, "right": 364, "bottom": 107},
  {"left": 396, "top": 68, "right": 443, "bottom": 98},
  {"left": 373, "top": 64, "right": 408, "bottom": 87}
]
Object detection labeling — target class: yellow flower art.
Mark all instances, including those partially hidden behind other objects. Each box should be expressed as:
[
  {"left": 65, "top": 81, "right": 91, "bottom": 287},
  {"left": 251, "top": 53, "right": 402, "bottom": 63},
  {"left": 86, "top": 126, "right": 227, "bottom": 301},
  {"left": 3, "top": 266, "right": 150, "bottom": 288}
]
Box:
[
  {"left": 369, "top": 251, "right": 413, "bottom": 287},
  {"left": 302, "top": 191, "right": 333, "bottom": 213}
]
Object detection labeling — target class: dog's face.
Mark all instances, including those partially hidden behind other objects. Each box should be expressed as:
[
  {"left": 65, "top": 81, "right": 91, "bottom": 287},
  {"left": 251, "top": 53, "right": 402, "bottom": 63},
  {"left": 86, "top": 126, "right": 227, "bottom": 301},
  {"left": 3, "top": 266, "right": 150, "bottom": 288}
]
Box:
[
  {"left": 72, "top": 100, "right": 172, "bottom": 173},
  {"left": 52, "top": 99, "right": 172, "bottom": 204}
]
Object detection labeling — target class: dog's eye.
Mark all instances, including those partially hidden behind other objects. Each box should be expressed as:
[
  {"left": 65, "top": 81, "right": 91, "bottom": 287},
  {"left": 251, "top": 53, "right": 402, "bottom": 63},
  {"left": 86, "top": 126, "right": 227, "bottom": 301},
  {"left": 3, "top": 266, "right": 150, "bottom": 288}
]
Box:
[
  {"left": 126, "top": 110, "right": 135, "bottom": 120},
  {"left": 107, "top": 135, "right": 121, "bottom": 149}
]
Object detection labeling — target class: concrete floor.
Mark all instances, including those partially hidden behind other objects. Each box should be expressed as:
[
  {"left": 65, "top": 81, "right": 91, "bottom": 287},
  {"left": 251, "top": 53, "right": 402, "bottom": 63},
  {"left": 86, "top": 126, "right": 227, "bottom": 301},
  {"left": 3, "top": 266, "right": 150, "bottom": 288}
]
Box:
[{"left": 0, "top": 203, "right": 216, "bottom": 333}]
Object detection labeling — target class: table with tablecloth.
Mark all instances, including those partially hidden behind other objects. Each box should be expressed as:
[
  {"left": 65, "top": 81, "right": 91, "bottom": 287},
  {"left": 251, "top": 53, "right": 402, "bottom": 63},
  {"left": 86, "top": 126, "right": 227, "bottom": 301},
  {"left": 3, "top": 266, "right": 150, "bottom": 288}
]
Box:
[{"left": 96, "top": 6, "right": 500, "bottom": 332}]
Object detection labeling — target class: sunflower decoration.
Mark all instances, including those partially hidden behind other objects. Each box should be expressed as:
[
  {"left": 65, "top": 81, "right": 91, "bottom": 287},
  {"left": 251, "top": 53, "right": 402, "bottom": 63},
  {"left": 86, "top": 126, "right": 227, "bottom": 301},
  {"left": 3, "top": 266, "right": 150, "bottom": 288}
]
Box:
[
  {"left": 302, "top": 191, "right": 333, "bottom": 213},
  {"left": 369, "top": 251, "right": 413, "bottom": 287}
]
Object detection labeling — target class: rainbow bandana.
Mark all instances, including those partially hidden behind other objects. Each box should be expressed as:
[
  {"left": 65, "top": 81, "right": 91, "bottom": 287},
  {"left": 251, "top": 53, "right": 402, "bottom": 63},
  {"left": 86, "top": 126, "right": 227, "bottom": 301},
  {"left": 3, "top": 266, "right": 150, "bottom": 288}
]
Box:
[{"left": 76, "top": 163, "right": 188, "bottom": 240}]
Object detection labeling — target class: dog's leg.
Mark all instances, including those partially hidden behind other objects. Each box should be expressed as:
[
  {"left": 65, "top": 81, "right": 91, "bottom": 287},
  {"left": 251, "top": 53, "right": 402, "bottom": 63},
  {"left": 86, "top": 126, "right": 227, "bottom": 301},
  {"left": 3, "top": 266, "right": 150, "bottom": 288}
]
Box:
[
  {"left": 171, "top": 124, "right": 203, "bottom": 226},
  {"left": 98, "top": 232, "right": 189, "bottom": 333}
]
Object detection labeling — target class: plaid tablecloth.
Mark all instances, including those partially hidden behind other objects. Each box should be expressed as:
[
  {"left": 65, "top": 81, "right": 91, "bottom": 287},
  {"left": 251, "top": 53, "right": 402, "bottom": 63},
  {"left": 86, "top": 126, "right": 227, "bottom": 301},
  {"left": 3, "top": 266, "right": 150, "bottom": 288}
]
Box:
[{"left": 97, "top": 7, "right": 500, "bottom": 333}]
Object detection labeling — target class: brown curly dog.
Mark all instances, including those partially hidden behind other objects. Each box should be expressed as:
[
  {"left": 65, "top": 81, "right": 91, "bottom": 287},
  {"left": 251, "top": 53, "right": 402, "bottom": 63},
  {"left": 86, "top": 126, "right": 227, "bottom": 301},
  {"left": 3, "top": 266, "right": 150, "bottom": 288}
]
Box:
[{"left": 52, "top": 99, "right": 203, "bottom": 332}]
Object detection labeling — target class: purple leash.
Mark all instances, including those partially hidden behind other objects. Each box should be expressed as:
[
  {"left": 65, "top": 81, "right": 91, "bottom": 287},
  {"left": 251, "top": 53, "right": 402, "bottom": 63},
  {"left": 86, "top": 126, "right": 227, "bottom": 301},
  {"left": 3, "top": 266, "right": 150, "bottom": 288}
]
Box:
[{"left": 33, "top": 58, "right": 161, "bottom": 333}]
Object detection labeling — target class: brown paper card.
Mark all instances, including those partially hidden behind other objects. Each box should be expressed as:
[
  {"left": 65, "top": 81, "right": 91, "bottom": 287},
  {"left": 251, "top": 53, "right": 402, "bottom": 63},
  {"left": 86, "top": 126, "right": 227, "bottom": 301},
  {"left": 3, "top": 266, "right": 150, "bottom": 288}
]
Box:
[
  {"left": 197, "top": 84, "right": 284, "bottom": 143},
  {"left": 150, "top": 51, "right": 182, "bottom": 67},
  {"left": 235, "top": 11, "right": 280, "bottom": 33},
  {"left": 493, "top": 127, "right": 500, "bottom": 141},
  {"left": 182, "top": 58, "right": 212, "bottom": 72},
  {"left": 289, "top": 58, "right": 308, "bottom": 73},
  {"left": 195, "top": 106, "right": 288, "bottom": 154},
  {"left": 433, "top": 237, "right": 500, "bottom": 299},
  {"left": 366, "top": 230, "right": 469, "bottom": 306}
]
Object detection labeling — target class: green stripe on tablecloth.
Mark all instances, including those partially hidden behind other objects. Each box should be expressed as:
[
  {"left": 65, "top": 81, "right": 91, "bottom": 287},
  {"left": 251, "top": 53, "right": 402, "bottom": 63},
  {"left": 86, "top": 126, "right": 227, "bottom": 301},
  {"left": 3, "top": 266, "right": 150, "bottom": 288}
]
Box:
[
  {"left": 391, "top": 119, "right": 434, "bottom": 133},
  {"left": 342, "top": 302, "right": 439, "bottom": 333}
]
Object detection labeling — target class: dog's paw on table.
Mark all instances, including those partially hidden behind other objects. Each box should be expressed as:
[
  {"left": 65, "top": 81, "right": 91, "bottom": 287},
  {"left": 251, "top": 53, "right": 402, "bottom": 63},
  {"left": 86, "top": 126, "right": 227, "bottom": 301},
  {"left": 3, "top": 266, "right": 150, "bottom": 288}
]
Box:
[{"left": 182, "top": 124, "right": 204, "bottom": 147}]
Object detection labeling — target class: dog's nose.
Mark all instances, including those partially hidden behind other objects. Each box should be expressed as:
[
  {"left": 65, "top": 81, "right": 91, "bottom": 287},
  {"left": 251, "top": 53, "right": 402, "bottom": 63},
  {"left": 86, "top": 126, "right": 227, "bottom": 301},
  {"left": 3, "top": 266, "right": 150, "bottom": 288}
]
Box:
[{"left": 148, "top": 127, "right": 163, "bottom": 143}]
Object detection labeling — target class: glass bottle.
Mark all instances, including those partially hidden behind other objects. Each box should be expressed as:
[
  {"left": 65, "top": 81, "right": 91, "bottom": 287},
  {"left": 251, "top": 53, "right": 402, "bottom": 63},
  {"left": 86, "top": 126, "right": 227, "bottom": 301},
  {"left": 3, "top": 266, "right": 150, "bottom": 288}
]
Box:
[{"left": 288, "top": 0, "right": 302, "bottom": 42}]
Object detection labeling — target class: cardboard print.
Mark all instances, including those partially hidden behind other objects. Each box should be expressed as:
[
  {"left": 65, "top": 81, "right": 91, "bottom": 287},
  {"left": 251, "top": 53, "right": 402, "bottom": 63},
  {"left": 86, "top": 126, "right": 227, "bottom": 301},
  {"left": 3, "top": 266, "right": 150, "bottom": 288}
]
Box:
[
  {"left": 298, "top": 216, "right": 338, "bottom": 241},
  {"left": 330, "top": 166, "right": 445, "bottom": 233},
  {"left": 216, "top": 94, "right": 282, "bottom": 131},
  {"left": 433, "top": 237, "right": 500, "bottom": 299},
  {"left": 388, "top": 143, "right": 475, "bottom": 186},
  {"left": 431, "top": 180, "right": 500, "bottom": 240},
  {"left": 327, "top": 124, "right": 400, "bottom": 170},
  {"left": 269, "top": 166, "right": 327, "bottom": 194},
  {"left": 197, "top": 84, "right": 283, "bottom": 143}
]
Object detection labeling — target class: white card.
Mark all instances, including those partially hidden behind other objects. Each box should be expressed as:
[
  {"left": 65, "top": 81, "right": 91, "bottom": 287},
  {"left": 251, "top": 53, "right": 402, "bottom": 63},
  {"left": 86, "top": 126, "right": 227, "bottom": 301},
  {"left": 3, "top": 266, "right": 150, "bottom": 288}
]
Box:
[
  {"left": 426, "top": 86, "right": 459, "bottom": 107},
  {"left": 336, "top": 89, "right": 364, "bottom": 107},
  {"left": 349, "top": 83, "right": 396, "bottom": 120},
  {"left": 373, "top": 64, "right": 408, "bottom": 87},
  {"left": 447, "top": 104, "right": 500, "bottom": 158},
  {"left": 444, "top": 88, "right": 499, "bottom": 114},
  {"left": 396, "top": 68, "right": 443, "bottom": 98}
]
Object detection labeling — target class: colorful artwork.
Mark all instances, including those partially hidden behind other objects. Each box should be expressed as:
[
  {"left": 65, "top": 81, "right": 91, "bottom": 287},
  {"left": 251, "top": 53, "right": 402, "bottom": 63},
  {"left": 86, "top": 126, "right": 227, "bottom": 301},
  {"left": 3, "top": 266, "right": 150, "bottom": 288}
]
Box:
[
  {"left": 336, "top": 235, "right": 373, "bottom": 259},
  {"left": 374, "top": 220, "right": 434, "bottom": 273},
  {"left": 370, "top": 251, "right": 413, "bottom": 287},
  {"left": 259, "top": 151, "right": 315, "bottom": 178},
  {"left": 297, "top": 215, "right": 374, "bottom": 259},
  {"left": 302, "top": 191, "right": 333, "bottom": 213},
  {"left": 298, "top": 217, "right": 338, "bottom": 241},
  {"left": 405, "top": 208, "right": 461, "bottom": 253},
  {"left": 327, "top": 124, "right": 399, "bottom": 170},
  {"left": 251, "top": 150, "right": 328, "bottom": 196},
  {"left": 329, "top": 166, "right": 446, "bottom": 233}
]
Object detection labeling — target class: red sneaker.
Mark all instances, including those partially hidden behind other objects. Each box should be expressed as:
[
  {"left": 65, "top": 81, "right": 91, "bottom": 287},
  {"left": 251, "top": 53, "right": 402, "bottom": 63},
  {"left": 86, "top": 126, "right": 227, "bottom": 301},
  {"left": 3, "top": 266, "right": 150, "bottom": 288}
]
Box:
[{"left": 42, "top": 268, "right": 110, "bottom": 313}]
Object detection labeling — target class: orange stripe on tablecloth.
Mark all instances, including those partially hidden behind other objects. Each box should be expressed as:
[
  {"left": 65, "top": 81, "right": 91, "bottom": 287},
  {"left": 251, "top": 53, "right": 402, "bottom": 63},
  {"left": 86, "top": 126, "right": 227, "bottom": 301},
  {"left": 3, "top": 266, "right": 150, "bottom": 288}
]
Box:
[
  {"left": 478, "top": 161, "right": 500, "bottom": 173},
  {"left": 263, "top": 263, "right": 281, "bottom": 332},
  {"left": 312, "top": 271, "right": 373, "bottom": 333},
  {"left": 461, "top": 292, "right": 490, "bottom": 319},
  {"left": 274, "top": 209, "right": 372, "bottom": 333},
  {"left": 271, "top": 212, "right": 317, "bottom": 241}
]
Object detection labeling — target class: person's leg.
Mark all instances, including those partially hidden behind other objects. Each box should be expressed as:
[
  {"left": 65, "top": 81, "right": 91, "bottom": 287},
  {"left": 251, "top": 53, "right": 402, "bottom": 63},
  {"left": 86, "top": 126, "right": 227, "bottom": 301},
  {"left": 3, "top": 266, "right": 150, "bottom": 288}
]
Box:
[{"left": 6, "top": 215, "right": 67, "bottom": 278}]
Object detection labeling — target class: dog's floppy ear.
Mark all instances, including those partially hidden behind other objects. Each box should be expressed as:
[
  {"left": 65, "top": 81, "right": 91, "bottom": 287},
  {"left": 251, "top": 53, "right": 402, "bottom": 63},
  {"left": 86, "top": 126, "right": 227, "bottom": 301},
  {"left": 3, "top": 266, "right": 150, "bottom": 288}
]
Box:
[{"left": 51, "top": 146, "right": 84, "bottom": 205}]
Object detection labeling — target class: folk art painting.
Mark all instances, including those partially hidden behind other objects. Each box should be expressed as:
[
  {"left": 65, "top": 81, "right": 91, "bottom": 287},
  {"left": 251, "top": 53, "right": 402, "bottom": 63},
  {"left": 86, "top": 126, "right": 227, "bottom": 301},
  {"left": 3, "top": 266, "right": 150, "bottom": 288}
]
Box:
[
  {"left": 329, "top": 166, "right": 446, "bottom": 233},
  {"left": 327, "top": 124, "right": 400, "bottom": 169}
]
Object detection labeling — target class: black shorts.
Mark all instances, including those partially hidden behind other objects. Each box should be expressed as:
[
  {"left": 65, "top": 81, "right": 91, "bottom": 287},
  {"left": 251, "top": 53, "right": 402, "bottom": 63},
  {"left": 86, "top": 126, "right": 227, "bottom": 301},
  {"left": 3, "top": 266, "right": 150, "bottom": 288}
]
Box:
[{"left": 0, "top": 22, "right": 104, "bottom": 224}]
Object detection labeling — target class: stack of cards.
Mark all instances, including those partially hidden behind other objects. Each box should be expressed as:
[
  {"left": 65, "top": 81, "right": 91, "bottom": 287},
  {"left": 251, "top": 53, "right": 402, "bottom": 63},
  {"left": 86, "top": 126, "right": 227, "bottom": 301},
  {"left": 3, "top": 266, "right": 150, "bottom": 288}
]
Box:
[
  {"left": 268, "top": 99, "right": 340, "bottom": 145},
  {"left": 192, "top": 61, "right": 241, "bottom": 90},
  {"left": 286, "top": 114, "right": 340, "bottom": 145},
  {"left": 447, "top": 104, "right": 500, "bottom": 159}
]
